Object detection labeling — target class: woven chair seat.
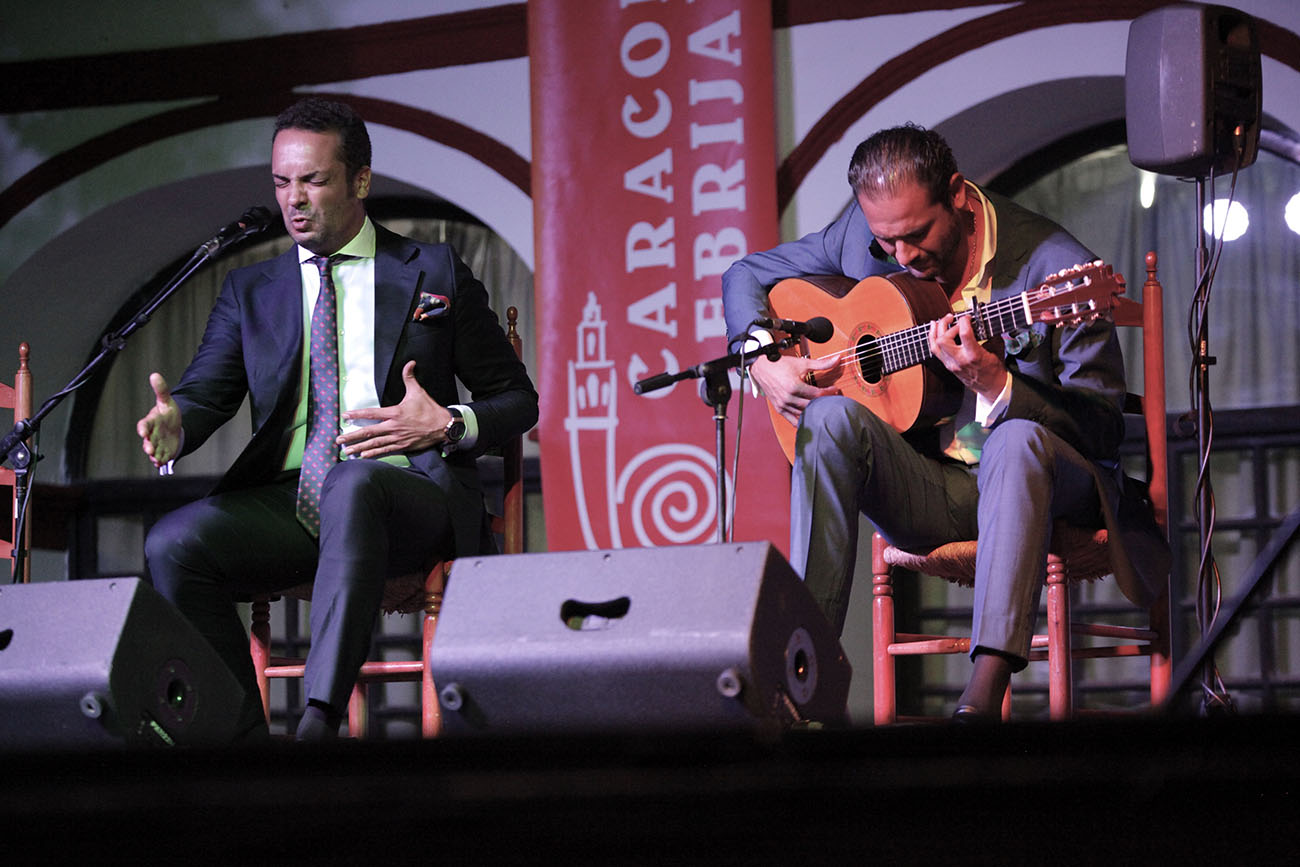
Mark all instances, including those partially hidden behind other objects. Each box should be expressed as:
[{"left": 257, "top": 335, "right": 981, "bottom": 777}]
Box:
[{"left": 881, "top": 524, "right": 1112, "bottom": 587}]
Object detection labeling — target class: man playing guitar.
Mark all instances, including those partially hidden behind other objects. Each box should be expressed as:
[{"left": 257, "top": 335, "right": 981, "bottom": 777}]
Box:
[{"left": 721, "top": 124, "right": 1168, "bottom": 721}]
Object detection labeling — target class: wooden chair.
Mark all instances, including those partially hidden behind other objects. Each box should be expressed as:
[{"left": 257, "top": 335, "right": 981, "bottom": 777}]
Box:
[
  {"left": 1, "top": 343, "right": 33, "bottom": 584},
  {"left": 871, "top": 253, "right": 1171, "bottom": 723},
  {"left": 249, "top": 308, "right": 527, "bottom": 738}
]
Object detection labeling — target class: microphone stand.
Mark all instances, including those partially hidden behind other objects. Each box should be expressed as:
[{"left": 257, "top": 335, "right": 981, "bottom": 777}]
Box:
[
  {"left": 1, "top": 224, "right": 263, "bottom": 583},
  {"left": 634, "top": 338, "right": 791, "bottom": 544}
]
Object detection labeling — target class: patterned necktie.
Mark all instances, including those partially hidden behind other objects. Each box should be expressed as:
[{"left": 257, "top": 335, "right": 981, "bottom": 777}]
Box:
[{"left": 296, "top": 254, "right": 350, "bottom": 536}]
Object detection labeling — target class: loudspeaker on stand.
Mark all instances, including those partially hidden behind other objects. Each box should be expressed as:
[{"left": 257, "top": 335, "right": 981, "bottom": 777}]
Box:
[{"left": 1125, "top": 2, "right": 1261, "bottom": 177}]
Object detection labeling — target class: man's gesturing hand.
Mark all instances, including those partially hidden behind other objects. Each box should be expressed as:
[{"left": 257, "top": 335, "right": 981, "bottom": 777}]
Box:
[{"left": 136, "top": 372, "right": 182, "bottom": 468}]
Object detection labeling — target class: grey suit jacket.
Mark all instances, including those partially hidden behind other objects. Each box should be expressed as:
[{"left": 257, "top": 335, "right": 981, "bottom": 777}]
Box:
[
  {"left": 721, "top": 188, "right": 1168, "bottom": 606},
  {"left": 171, "top": 223, "right": 538, "bottom": 558}
]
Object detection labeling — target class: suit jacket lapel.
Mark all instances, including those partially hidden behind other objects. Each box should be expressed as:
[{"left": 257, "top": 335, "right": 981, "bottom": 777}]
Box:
[
  {"left": 372, "top": 227, "right": 422, "bottom": 402},
  {"left": 260, "top": 247, "right": 308, "bottom": 418}
]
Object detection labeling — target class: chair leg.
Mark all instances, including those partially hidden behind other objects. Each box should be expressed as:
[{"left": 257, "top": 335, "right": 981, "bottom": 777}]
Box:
[
  {"left": 1149, "top": 589, "right": 1173, "bottom": 707},
  {"left": 421, "top": 562, "right": 448, "bottom": 738},
  {"left": 871, "top": 533, "right": 898, "bottom": 725},
  {"left": 249, "top": 596, "right": 272, "bottom": 723},
  {"left": 421, "top": 610, "right": 440, "bottom": 737},
  {"left": 348, "top": 682, "right": 369, "bottom": 738},
  {"left": 1046, "top": 555, "right": 1073, "bottom": 720}
]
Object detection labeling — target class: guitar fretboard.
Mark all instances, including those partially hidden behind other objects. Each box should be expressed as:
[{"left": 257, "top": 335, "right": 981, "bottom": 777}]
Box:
[
  {"left": 857, "top": 284, "right": 1102, "bottom": 376},
  {"left": 867, "top": 293, "right": 1033, "bottom": 375}
]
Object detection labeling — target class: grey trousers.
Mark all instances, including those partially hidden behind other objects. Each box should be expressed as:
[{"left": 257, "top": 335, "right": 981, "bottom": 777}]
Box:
[{"left": 789, "top": 396, "right": 1100, "bottom": 664}]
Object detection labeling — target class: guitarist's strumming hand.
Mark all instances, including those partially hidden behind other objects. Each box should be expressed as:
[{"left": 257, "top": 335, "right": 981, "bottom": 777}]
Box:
[
  {"left": 750, "top": 353, "right": 841, "bottom": 425},
  {"left": 928, "top": 312, "right": 1008, "bottom": 402}
]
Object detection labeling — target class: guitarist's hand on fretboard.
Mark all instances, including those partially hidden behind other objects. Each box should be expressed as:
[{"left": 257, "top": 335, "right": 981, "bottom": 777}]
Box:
[
  {"left": 927, "top": 312, "right": 1009, "bottom": 403},
  {"left": 749, "top": 352, "right": 841, "bottom": 425}
]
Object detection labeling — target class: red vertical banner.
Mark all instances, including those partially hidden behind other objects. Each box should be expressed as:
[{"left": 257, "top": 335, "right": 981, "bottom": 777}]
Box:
[{"left": 529, "top": 0, "right": 789, "bottom": 552}]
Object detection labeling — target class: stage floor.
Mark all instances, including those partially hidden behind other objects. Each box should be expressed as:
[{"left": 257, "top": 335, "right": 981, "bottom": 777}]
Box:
[{"left": 3, "top": 713, "right": 1298, "bottom": 863}]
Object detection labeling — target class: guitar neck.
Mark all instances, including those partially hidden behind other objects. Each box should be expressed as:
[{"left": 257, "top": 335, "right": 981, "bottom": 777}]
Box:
[{"left": 876, "top": 294, "right": 1029, "bottom": 375}]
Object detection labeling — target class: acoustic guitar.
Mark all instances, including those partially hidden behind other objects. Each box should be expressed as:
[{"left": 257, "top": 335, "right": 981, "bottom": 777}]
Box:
[{"left": 763, "top": 261, "right": 1126, "bottom": 464}]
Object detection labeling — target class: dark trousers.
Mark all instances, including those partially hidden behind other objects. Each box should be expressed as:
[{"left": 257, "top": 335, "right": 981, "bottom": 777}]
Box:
[{"left": 145, "top": 459, "right": 454, "bottom": 730}]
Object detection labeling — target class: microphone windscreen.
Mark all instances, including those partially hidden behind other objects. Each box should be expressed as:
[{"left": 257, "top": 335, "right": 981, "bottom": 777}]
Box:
[{"left": 240, "top": 206, "right": 274, "bottom": 232}]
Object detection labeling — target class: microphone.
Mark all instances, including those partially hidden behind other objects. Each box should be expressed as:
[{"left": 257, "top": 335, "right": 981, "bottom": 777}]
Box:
[
  {"left": 198, "top": 206, "right": 274, "bottom": 258},
  {"left": 752, "top": 315, "right": 834, "bottom": 344}
]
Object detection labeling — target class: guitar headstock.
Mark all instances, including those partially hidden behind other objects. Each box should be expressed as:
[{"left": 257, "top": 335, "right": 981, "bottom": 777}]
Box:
[{"left": 1028, "top": 261, "right": 1126, "bottom": 327}]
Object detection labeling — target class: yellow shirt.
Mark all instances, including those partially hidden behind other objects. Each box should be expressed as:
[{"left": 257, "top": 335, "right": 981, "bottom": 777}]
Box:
[{"left": 938, "top": 183, "right": 1008, "bottom": 466}]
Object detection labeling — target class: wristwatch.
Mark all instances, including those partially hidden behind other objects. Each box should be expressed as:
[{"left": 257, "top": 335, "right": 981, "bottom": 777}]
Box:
[{"left": 442, "top": 407, "right": 466, "bottom": 450}]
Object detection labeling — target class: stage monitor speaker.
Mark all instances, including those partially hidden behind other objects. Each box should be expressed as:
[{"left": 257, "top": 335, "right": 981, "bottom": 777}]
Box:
[
  {"left": 1125, "top": 2, "right": 1261, "bottom": 176},
  {"left": 0, "top": 578, "right": 244, "bottom": 749},
  {"left": 429, "top": 542, "right": 851, "bottom": 735}
]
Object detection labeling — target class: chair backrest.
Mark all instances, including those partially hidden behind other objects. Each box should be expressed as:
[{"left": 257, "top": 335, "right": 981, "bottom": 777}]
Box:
[
  {"left": 1, "top": 343, "right": 33, "bottom": 582},
  {"left": 1111, "top": 251, "right": 1168, "bottom": 536}
]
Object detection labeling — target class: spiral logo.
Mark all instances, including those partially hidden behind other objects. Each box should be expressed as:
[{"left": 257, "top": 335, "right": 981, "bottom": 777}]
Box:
[{"left": 614, "top": 443, "right": 728, "bottom": 547}]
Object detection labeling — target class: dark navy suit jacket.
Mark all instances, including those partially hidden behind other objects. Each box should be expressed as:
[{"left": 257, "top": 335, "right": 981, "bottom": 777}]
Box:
[{"left": 170, "top": 222, "right": 538, "bottom": 558}]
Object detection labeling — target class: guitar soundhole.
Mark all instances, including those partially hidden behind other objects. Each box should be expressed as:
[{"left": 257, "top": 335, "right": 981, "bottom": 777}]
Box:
[{"left": 857, "top": 335, "right": 883, "bottom": 384}]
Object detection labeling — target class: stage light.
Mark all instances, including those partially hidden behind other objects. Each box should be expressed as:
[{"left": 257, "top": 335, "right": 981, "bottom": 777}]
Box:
[
  {"left": 1139, "top": 171, "right": 1157, "bottom": 209},
  {"left": 1285, "top": 192, "right": 1300, "bottom": 236},
  {"left": 1202, "top": 198, "right": 1249, "bottom": 241}
]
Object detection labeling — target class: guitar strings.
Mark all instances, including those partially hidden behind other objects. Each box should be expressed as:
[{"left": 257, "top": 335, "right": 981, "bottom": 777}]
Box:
[
  {"left": 800, "top": 278, "right": 1099, "bottom": 378},
  {"left": 805, "top": 293, "right": 1026, "bottom": 375}
]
